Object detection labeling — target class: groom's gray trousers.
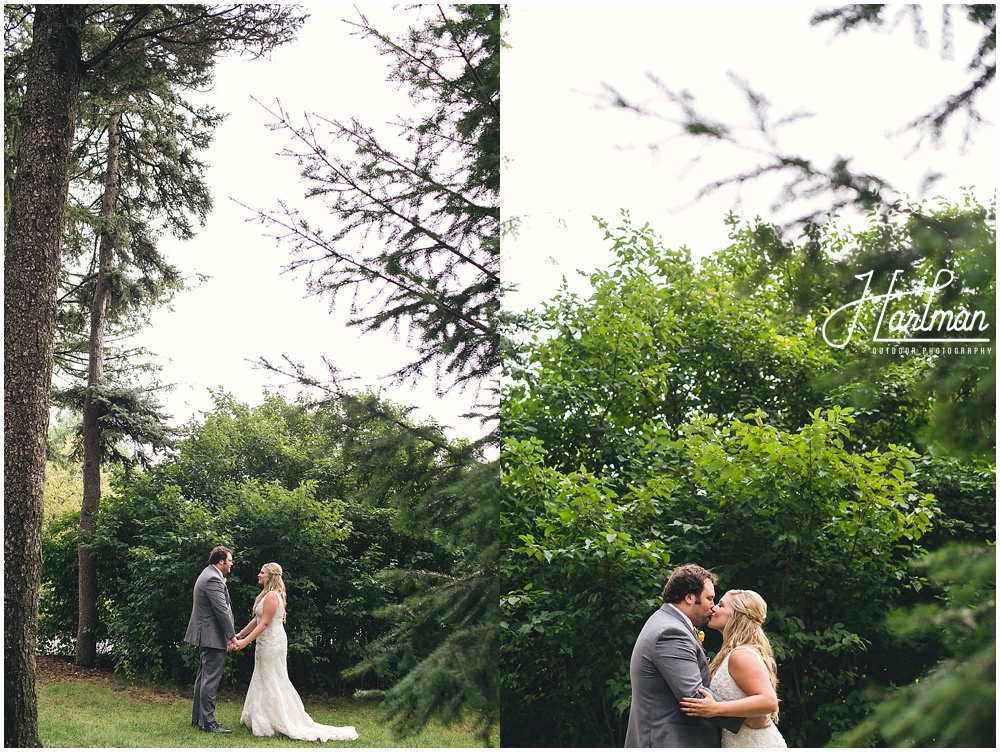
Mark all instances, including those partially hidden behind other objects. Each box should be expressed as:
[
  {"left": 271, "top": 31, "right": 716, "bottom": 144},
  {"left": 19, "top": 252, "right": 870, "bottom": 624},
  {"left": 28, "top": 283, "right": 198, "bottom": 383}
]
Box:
[{"left": 192, "top": 647, "right": 227, "bottom": 727}]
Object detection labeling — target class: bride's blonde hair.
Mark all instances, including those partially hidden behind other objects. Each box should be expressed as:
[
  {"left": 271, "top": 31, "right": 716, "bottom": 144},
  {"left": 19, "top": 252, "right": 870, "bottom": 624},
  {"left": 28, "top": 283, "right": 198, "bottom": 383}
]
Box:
[
  {"left": 709, "top": 589, "right": 779, "bottom": 723},
  {"left": 253, "top": 562, "right": 287, "bottom": 623}
]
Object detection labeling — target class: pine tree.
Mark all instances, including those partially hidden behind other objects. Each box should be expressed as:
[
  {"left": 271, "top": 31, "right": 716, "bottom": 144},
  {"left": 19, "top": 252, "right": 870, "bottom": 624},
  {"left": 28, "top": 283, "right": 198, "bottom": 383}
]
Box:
[
  {"left": 251, "top": 4, "right": 502, "bottom": 742},
  {"left": 55, "top": 10, "right": 226, "bottom": 666},
  {"left": 4, "top": 5, "right": 305, "bottom": 743},
  {"left": 4, "top": 7, "right": 86, "bottom": 746},
  {"left": 834, "top": 544, "right": 995, "bottom": 747},
  {"left": 252, "top": 4, "right": 501, "bottom": 410}
]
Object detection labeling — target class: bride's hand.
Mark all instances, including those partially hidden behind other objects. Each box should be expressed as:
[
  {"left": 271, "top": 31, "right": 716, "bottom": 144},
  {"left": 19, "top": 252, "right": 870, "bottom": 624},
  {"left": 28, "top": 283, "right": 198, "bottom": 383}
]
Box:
[{"left": 679, "top": 688, "right": 718, "bottom": 718}]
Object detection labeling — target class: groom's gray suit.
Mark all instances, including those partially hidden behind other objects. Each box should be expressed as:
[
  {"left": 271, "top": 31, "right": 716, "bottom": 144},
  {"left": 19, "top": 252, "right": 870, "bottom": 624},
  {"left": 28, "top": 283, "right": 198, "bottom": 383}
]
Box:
[
  {"left": 625, "top": 605, "right": 743, "bottom": 747},
  {"left": 184, "top": 564, "right": 236, "bottom": 728}
]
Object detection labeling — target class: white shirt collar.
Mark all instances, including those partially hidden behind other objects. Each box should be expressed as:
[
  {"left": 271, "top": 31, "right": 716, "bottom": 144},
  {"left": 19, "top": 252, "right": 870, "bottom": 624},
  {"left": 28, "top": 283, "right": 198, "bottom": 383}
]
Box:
[{"left": 666, "top": 603, "right": 695, "bottom": 633}]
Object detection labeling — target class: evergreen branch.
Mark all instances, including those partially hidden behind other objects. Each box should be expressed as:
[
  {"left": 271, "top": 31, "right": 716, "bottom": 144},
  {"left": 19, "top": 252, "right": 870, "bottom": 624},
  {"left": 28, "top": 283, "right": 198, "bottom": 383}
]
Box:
[
  {"left": 259, "top": 99, "right": 497, "bottom": 281},
  {"left": 434, "top": 4, "right": 500, "bottom": 116},
  {"left": 81, "top": 5, "right": 154, "bottom": 72},
  {"left": 242, "top": 201, "right": 493, "bottom": 339}
]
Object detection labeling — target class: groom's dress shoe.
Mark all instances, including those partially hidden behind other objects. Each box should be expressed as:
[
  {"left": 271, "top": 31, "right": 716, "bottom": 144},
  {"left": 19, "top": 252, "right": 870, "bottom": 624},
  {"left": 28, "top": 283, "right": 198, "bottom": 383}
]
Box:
[{"left": 202, "top": 723, "right": 232, "bottom": 733}]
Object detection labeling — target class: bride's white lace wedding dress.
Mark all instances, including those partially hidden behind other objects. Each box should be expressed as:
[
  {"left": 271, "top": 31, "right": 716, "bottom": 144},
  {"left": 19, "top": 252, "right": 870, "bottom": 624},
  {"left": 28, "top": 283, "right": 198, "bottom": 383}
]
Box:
[
  {"left": 712, "top": 647, "right": 786, "bottom": 748},
  {"left": 240, "top": 593, "right": 358, "bottom": 742}
]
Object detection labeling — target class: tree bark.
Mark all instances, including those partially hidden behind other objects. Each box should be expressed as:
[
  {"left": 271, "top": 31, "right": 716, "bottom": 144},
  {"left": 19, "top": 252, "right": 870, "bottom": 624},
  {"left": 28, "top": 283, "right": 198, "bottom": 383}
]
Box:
[
  {"left": 76, "top": 111, "right": 121, "bottom": 667},
  {"left": 4, "top": 5, "right": 84, "bottom": 746}
]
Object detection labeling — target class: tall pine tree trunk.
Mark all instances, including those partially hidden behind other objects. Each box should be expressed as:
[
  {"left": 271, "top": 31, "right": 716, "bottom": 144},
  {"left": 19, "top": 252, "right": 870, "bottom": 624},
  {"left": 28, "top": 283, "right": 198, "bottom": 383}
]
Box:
[
  {"left": 4, "top": 5, "right": 84, "bottom": 746},
  {"left": 76, "top": 111, "right": 121, "bottom": 668}
]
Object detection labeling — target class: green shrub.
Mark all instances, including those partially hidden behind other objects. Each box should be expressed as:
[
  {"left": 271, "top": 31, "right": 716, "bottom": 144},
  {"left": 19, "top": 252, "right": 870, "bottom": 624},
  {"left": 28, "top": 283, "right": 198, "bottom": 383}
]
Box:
[{"left": 39, "top": 395, "right": 458, "bottom": 694}]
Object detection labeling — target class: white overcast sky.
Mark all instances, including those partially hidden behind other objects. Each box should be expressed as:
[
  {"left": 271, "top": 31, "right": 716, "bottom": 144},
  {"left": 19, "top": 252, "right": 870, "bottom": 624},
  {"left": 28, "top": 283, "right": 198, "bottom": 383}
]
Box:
[
  {"left": 502, "top": 3, "right": 996, "bottom": 311},
  {"left": 132, "top": 3, "right": 994, "bottom": 439},
  {"left": 138, "top": 4, "right": 488, "bottom": 440}
]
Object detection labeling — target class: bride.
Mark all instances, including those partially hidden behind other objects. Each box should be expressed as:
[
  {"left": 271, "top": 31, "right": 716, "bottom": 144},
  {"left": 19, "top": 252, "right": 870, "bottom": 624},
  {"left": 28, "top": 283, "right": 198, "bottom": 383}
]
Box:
[
  {"left": 234, "top": 562, "right": 358, "bottom": 742},
  {"left": 679, "top": 590, "right": 786, "bottom": 748}
]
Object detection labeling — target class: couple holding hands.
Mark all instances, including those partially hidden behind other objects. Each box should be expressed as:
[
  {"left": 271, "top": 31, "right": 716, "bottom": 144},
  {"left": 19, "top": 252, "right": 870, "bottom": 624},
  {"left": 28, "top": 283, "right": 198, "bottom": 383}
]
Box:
[
  {"left": 625, "top": 563, "right": 787, "bottom": 748},
  {"left": 183, "top": 546, "right": 358, "bottom": 742}
]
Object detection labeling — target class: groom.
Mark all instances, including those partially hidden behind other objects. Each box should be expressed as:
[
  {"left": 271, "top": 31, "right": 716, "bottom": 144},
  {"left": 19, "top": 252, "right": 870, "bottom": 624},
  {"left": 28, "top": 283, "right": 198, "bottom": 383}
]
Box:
[
  {"left": 624, "top": 563, "right": 743, "bottom": 747},
  {"left": 184, "top": 545, "right": 237, "bottom": 733}
]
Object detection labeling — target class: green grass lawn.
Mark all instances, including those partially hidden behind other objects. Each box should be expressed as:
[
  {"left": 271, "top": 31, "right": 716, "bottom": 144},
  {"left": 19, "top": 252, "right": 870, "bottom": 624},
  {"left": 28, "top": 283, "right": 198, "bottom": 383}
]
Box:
[{"left": 38, "top": 674, "right": 494, "bottom": 747}]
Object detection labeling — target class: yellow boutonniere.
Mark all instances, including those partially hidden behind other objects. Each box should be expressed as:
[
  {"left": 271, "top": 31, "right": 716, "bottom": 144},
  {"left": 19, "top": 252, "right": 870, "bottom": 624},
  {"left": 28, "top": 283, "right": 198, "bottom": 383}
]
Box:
[
  {"left": 697, "top": 630, "right": 705, "bottom": 643},
  {"left": 223, "top": 577, "right": 228, "bottom": 584}
]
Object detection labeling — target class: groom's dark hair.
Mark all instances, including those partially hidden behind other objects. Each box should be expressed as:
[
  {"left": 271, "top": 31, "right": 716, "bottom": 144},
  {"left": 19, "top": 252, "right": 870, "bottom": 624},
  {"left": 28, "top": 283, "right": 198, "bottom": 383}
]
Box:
[
  {"left": 662, "top": 563, "right": 717, "bottom": 604},
  {"left": 208, "top": 546, "right": 233, "bottom": 565}
]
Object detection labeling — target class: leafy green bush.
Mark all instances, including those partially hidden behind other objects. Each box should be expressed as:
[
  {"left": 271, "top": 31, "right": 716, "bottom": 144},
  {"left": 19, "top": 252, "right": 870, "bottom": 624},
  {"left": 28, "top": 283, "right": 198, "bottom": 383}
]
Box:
[
  {"left": 833, "top": 544, "right": 996, "bottom": 747},
  {"left": 663, "top": 407, "right": 936, "bottom": 746},
  {"left": 39, "top": 394, "right": 457, "bottom": 694},
  {"left": 95, "top": 482, "right": 225, "bottom": 682},
  {"left": 39, "top": 511, "right": 85, "bottom": 650},
  {"left": 500, "top": 213, "right": 993, "bottom": 747},
  {"left": 500, "top": 408, "right": 938, "bottom": 746},
  {"left": 501, "top": 436, "right": 672, "bottom": 745}
]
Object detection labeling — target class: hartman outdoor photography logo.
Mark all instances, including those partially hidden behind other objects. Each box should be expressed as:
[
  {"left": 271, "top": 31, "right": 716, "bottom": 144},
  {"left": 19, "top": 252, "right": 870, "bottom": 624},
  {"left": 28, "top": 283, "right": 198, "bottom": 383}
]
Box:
[{"left": 822, "top": 268, "right": 993, "bottom": 356}]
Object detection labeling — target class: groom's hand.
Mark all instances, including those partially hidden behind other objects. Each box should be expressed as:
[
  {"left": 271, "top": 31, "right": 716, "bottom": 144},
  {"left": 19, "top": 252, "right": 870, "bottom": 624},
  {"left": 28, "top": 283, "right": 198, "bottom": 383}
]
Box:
[{"left": 227, "top": 637, "right": 238, "bottom": 651}]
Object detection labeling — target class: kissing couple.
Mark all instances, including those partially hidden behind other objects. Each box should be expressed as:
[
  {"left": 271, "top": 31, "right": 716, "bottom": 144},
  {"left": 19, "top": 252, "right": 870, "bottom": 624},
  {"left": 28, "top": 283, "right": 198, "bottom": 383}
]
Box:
[
  {"left": 625, "top": 563, "right": 787, "bottom": 748},
  {"left": 183, "top": 546, "right": 359, "bottom": 742}
]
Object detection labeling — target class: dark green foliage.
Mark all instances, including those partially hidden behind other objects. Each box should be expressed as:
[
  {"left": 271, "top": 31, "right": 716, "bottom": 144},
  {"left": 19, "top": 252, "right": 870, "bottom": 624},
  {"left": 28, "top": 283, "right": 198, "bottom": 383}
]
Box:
[
  {"left": 49, "top": 384, "right": 174, "bottom": 470},
  {"left": 500, "top": 215, "right": 996, "bottom": 747},
  {"left": 248, "top": 5, "right": 502, "bottom": 741},
  {"left": 348, "top": 459, "right": 499, "bottom": 743},
  {"left": 833, "top": 544, "right": 996, "bottom": 747},
  {"left": 501, "top": 437, "right": 671, "bottom": 746},
  {"left": 151, "top": 392, "right": 318, "bottom": 506},
  {"left": 39, "top": 393, "right": 461, "bottom": 694},
  {"left": 667, "top": 408, "right": 935, "bottom": 746},
  {"left": 910, "top": 457, "right": 996, "bottom": 549},
  {"left": 38, "top": 511, "right": 84, "bottom": 647},
  {"left": 504, "top": 213, "right": 836, "bottom": 480},
  {"left": 40, "top": 481, "right": 223, "bottom": 677},
  {"left": 251, "top": 4, "right": 501, "bottom": 404},
  {"left": 705, "top": 196, "right": 996, "bottom": 460},
  {"left": 93, "top": 484, "right": 226, "bottom": 681},
  {"left": 834, "top": 198, "right": 996, "bottom": 460},
  {"left": 239, "top": 372, "right": 501, "bottom": 741},
  {"left": 501, "top": 408, "right": 937, "bottom": 746}
]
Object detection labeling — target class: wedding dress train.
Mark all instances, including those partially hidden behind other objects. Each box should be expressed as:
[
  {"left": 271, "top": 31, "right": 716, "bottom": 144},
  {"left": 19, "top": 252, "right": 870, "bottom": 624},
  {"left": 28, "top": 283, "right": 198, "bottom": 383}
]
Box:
[{"left": 240, "top": 594, "right": 358, "bottom": 742}]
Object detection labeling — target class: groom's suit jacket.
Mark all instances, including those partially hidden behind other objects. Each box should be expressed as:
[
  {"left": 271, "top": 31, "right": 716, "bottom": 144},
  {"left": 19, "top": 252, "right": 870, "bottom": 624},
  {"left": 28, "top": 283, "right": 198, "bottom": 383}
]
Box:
[
  {"left": 624, "top": 604, "right": 743, "bottom": 747},
  {"left": 183, "top": 565, "right": 236, "bottom": 650}
]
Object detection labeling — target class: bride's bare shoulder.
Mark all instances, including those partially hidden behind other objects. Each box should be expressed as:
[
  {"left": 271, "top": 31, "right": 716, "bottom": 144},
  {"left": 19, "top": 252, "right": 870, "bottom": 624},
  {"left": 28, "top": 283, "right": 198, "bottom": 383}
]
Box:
[{"left": 728, "top": 646, "right": 767, "bottom": 670}]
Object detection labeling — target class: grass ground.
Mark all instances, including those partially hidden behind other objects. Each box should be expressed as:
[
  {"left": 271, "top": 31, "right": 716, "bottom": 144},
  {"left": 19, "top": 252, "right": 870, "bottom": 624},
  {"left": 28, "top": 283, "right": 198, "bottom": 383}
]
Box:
[{"left": 37, "top": 664, "right": 494, "bottom": 748}]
